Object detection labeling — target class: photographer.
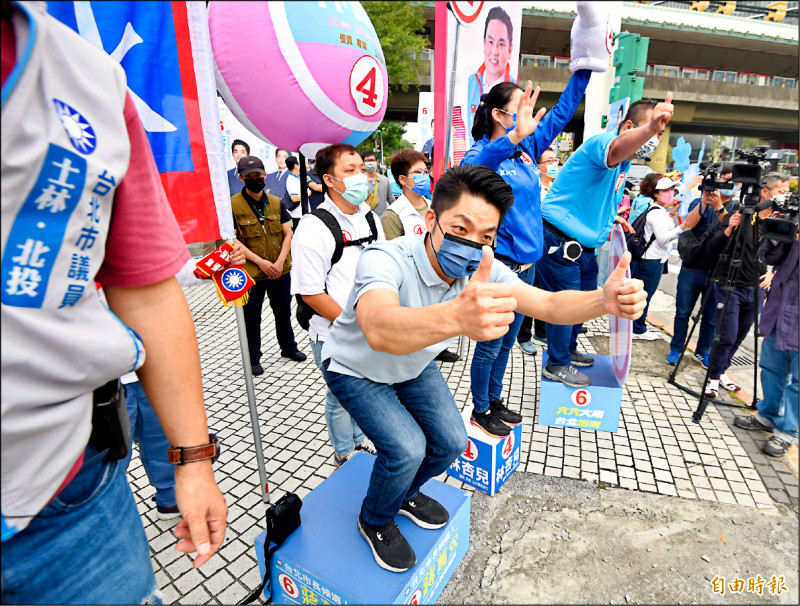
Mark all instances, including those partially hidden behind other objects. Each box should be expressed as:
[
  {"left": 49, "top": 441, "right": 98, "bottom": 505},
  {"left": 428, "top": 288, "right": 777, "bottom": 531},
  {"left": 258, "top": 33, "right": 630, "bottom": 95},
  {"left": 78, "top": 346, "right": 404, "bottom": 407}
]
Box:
[
  {"left": 666, "top": 164, "right": 735, "bottom": 367},
  {"left": 733, "top": 211, "right": 798, "bottom": 456},
  {"left": 703, "top": 173, "right": 789, "bottom": 398}
]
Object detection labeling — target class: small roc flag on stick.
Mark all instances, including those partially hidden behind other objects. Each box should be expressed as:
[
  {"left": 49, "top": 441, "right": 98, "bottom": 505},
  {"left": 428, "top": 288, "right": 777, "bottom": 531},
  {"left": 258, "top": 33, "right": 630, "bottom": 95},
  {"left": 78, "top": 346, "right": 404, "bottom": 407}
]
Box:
[{"left": 193, "top": 242, "right": 255, "bottom": 307}]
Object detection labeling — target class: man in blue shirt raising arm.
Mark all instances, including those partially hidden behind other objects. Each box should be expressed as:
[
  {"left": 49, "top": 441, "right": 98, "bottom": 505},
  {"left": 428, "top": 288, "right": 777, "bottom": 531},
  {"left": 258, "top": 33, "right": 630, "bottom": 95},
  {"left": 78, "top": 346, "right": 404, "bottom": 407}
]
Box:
[
  {"left": 537, "top": 94, "right": 674, "bottom": 387},
  {"left": 320, "top": 165, "right": 646, "bottom": 573}
]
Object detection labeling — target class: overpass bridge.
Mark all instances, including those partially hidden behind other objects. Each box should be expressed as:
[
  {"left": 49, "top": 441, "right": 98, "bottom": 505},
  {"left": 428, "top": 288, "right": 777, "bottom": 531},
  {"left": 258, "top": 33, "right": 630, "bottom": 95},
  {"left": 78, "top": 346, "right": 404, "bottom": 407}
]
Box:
[{"left": 384, "top": 1, "right": 799, "bottom": 162}]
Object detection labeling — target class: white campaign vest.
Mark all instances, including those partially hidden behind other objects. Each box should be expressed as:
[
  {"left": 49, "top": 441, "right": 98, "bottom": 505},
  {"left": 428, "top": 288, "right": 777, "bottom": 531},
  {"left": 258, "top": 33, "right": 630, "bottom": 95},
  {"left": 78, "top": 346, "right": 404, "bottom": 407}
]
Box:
[
  {"left": 1, "top": 4, "right": 136, "bottom": 533},
  {"left": 388, "top": 194, "right": 428, "bottom": 238}
]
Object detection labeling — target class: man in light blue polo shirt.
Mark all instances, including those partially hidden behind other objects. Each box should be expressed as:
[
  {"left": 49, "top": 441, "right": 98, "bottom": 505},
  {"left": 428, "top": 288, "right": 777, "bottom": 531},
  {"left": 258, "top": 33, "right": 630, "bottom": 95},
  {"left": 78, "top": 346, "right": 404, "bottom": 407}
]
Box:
[
  {"left": 537, "top": 94, "right": 674, "bottom": 388},
  {"left": 320, "top": 165, "right": 647, "bottom": 573}
]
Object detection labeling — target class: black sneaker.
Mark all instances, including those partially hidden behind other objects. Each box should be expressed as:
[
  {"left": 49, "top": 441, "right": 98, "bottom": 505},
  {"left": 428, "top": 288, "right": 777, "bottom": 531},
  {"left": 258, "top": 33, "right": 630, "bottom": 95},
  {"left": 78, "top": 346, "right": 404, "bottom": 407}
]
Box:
[
  {"left": 156, "top": 504, "right": 181, "bottom": 520},
  {"left": 579, "top": 325, "right": 588, "bottom": 334},
  {"left": 490, "top": 398, "right": 522, "bottom": 426},
  {"left": 281, "top": 350, "right": 307, "bottom": 362},
  {"left": 733, "top": 414, "right": 772, "bottom": 432},
  {"left": 763, "top": 435, "right": 793, "bottom": 458},
  {"left": 435, "top": 349, "right": 460, "bottom": 363},
  {"left": 357, "top": 516, "right": 416, "bottom": 572},
  {"left": 471, "top": 407, "right": 511, "bottom": 438},
  {"left": 251, "top": 363, "right": 264, "bottom": 376},
  {"left": 569, "top": 351, "right": 594, "bottom": 367},
  {"left": 543, "top": 364, "right": 591, "bottom": 387},
  {"left": 398, "top": 492, "right": 449, "bottom": 529}
]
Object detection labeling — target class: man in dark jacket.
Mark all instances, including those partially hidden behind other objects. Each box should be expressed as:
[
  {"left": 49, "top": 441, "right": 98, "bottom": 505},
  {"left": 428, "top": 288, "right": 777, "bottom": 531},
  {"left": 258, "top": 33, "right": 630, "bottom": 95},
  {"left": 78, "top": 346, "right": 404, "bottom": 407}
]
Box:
[
  {"left": 704, "top": 173, "right": 789, "bottom": 398},
  {"left": 733, "top": 222, "right": 798, "bottom": 457}
]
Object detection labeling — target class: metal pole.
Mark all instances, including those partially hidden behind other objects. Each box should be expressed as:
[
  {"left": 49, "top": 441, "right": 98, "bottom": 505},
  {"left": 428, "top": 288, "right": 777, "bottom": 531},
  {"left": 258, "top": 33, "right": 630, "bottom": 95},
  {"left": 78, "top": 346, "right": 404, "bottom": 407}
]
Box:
[
  {"left": 234, "top": 305, "right": 270, "bottom": 503},
  {"left": 442, "top": 21, "right": 460, "bottom": 172},
  {"left": 299, "top": 151, "right": 309, "bottom": 216}
]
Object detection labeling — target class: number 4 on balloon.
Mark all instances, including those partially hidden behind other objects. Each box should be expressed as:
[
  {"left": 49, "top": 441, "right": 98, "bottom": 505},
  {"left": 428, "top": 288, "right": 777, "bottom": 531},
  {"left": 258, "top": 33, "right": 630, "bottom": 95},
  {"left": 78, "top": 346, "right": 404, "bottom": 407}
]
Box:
[{"left": 356, "top": 67, "right": 377, "bottom": 108}]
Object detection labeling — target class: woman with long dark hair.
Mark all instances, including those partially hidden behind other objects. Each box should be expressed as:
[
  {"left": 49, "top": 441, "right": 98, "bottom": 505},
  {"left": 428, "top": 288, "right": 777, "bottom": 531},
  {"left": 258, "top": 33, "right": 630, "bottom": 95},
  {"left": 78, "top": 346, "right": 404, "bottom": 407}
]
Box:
[{"left": 461, "top": 67, "right": 592, "bottom": 438}]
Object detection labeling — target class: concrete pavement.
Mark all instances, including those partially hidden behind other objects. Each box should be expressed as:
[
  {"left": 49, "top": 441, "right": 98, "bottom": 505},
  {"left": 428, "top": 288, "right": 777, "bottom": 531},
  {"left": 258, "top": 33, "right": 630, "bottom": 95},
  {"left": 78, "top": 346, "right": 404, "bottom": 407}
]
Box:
[{"left": 124, "top": 278, "right": 798, "bottom": 604}]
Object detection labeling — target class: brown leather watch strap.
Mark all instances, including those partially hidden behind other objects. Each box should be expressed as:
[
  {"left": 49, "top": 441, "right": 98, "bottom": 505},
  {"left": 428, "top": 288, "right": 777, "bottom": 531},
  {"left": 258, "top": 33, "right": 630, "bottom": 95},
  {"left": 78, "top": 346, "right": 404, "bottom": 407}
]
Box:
[{"left": 168, "top": 434, "right": 220, "bottom": 465}]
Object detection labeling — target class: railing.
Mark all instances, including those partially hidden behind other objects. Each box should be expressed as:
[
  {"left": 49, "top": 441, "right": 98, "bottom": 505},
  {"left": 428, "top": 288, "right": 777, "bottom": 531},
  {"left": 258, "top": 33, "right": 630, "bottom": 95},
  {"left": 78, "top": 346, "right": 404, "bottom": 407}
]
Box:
[{"left": 518, "top": 54, "right": 798, "bottom": 89}]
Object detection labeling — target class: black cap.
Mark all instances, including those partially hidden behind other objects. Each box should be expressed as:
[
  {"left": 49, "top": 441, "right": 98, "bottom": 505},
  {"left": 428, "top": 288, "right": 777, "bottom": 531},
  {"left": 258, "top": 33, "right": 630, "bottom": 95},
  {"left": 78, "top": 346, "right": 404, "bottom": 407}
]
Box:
[{"left": 237, "top": 155, "right": 265, "bottom": 177}]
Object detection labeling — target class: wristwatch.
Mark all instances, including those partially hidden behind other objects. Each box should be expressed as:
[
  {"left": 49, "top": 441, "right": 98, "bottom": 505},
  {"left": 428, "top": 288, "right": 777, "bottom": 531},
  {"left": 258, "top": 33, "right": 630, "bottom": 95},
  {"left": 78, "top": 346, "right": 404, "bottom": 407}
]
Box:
[
  {"left": 168, "top": 433, "right": 221, "bottom": 465},
  {"left": 717, "top": 207, "right": 726, "bottom": 214}
]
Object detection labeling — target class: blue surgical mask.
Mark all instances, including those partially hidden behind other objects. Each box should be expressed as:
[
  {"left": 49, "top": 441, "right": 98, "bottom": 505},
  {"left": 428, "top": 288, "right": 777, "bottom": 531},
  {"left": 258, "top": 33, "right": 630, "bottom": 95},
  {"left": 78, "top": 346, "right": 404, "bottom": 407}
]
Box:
[
  {"left": 631, "top": 124, "right": 660, "bottom": 160},
  {"left": 498, "top": 108, "right": 517, "bottom": 134},
  {"left": 431, "top": 219, "right": 488, "bottom": 279},
  {"left": 329, "top": 173, "right": 369, "bottom": 206},
  {"left": 545, "top": 163, "right": 559, "bottom": 179},
  {"left": 405, "top": 173, "right": 432, "bottom": 198},
  {"left": 718, "top": 183, "right": 738, "bottom": 198}
]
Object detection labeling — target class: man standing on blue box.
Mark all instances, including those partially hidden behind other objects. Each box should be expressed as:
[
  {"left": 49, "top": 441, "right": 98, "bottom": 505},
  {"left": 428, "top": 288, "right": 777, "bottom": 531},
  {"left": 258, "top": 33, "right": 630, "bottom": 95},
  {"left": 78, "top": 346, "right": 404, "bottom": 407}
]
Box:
[
  {"left": 321, "top": 165, "right": 647, "bottom": 573},
  {"left": 537, "top": 94, "right": 674, "bottom": 387}
]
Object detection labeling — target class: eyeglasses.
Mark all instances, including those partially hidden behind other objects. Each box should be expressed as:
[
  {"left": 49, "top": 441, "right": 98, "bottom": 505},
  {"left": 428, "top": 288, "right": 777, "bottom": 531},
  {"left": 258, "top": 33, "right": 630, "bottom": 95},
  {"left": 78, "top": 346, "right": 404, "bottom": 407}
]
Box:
[
  {"left": 407, "top": 169, "right": 429, "bottom": 176},
  {"left": 539, "top": 158, "right": 559, "bottom": 165}
]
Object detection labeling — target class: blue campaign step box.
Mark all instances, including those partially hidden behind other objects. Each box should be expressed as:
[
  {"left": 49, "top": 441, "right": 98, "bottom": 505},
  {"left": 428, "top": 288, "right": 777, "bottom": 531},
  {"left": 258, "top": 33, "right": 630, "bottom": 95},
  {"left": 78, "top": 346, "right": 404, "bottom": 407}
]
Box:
[
  {"left": 254, "top": 453, "right": 470, "bottom": 604},
  {"left": 539, "top": 352, "right": 622, "bottom": 433},
  {"left": 446, "top": 409, "right": 523, "bottom": 495}
]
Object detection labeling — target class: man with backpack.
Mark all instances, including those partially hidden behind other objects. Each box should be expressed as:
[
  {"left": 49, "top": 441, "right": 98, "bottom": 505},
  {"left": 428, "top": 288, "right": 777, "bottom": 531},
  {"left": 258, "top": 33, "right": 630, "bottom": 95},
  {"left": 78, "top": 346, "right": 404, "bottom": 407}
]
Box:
[
  {"left": 290, "top": 143, "right": 385, "bottom": 467},
  {"left": 666, "top": 164, "right": 735, "bottom": 367}
]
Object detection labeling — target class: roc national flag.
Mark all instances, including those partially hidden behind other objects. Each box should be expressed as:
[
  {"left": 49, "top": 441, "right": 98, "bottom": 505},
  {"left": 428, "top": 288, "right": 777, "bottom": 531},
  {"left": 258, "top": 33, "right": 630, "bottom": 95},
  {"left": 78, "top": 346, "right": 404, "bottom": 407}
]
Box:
[{"left": 47, "top": 1, "right": 234, "bottom": 244}]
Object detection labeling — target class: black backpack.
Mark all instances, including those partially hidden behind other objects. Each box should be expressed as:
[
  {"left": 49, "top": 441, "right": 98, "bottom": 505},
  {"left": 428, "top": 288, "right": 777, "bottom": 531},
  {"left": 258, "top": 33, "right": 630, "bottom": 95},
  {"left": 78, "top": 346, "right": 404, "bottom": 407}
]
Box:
[
  {"left": 678, "top": 214, "right": 719, "bottom": 269},
  {"left": 295, "top": 208, "right": 379, "bottom": 330},
  {"left": 625, "top": 205, "right": 660, "bottom": 261}
]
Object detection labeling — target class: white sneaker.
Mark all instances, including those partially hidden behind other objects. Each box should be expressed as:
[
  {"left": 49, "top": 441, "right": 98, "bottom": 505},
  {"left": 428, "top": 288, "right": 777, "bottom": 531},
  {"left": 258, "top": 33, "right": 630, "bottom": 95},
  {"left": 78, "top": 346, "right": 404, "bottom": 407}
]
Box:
[
  {"left": 633, "top": 329, "right": 660, "bottom": 341},
  {"left": 719, "top": 373, "right": 742, "bottom": 392}
]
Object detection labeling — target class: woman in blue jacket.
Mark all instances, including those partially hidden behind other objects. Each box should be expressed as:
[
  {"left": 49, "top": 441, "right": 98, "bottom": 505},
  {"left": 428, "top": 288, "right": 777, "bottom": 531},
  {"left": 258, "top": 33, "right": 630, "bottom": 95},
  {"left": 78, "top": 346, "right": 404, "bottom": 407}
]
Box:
[{"left": 461, "top": 70, "right": 591, "bottom": 439}]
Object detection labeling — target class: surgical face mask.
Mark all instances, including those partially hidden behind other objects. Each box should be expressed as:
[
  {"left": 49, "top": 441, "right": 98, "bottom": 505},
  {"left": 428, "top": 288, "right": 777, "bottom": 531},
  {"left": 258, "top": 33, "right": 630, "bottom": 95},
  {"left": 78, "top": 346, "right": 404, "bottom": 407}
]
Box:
[
  {"left": 718, "top": 183, "right": 739, "bottom": 198},
  {"left": 364, "top": 161, "right": 378, "bottom": 172},
  {"left": 631, "top": 124, "right": 660, "bottom": 160},
  {"left": 244, "top": 177, "right": 265, "bottom": 192},
  {"left": 431, "top": 218, "right": 488, "bottom": 279},
  {"left": 544, "top": 163, "right": 559, "bottom": 179},
  {"left": 497, "top": 108, "right": 516, "bottom": 134},
  {"left": 657, "top": 189, "right": 674, "bottom": 206},
  {"left": 405, "top": 173, "right": 432, "bottom": 198},
  {"left": 328, "top": 173, "right": 369, "bottom": 206}
]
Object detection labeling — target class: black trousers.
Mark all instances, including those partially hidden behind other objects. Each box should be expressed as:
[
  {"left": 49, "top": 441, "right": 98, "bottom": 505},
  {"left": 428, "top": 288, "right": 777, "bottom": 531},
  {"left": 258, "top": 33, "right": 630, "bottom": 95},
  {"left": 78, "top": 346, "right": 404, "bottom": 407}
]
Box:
[
  {"left": 243, "top": 273, "right": 298, "bottom": 364},
  {"left": 517, "top": 274, "right": 546, "bottom": 343}
]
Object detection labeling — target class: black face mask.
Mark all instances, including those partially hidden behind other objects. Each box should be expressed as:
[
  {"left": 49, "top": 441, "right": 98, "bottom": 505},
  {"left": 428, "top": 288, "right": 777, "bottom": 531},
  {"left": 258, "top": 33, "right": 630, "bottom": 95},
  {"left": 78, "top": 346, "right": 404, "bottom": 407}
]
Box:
[{"left": 244, "top": 177, "right": 265, "bottom": 193}]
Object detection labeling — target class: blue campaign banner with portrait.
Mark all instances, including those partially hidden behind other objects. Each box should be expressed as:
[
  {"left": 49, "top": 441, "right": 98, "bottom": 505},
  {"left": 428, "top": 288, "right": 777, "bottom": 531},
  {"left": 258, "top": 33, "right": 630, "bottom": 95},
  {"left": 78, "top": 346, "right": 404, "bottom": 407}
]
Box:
[{"left": 47, "top": 1, "right": 193, "bottom": 174}]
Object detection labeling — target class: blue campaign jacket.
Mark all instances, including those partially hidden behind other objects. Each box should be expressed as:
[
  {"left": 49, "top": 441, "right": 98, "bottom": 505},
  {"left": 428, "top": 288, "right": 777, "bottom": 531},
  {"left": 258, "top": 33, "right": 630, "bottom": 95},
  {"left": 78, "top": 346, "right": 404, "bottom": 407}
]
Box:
[{"left": 461, "top": 69, "right": 591, "bottom": 264}]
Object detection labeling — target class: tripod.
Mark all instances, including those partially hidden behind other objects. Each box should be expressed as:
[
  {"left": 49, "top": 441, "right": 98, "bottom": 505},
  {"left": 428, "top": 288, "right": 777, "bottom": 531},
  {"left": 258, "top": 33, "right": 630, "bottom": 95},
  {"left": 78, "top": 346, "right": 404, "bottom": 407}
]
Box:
[{"left": 667, "top": 172, "right": 766, "bottom": 424}]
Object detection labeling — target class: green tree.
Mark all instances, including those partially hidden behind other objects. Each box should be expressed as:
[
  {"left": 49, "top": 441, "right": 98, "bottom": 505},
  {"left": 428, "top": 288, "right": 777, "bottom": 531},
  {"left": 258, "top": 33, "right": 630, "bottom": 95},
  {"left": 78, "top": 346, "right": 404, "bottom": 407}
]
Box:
[
  {"left": 362, "top": 1, "right": 428, "bottom": 91},
  {"left": 358, "top": 121, "right": 414, "bottom": 162}
]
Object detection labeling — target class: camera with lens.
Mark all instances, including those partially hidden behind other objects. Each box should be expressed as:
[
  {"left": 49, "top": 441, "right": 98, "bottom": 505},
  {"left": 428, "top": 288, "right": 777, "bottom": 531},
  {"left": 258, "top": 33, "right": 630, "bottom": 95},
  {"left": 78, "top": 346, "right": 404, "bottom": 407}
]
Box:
[
  {"left": 698, "top": 163, "right": 726, "bottom": 193},
  {"left": 763, "top": 192, "right": 799, "bottom": 243}
]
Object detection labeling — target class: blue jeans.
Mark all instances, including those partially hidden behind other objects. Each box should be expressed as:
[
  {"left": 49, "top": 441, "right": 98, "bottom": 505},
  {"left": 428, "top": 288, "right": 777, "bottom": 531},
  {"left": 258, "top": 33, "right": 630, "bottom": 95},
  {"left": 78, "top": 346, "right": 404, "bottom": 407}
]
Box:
[
  {"left": 630, "top": 258, "right": 664, "bottom": 334},
  {"left": 470, "top": 262, "right": 535, "bottom": 413},
  {"left": 311, "top": 338, "right": 365, "bottom": 456},
  {"left": 709, "top": 286, "right": 760, "bottom": 380},
  {"left": 122, "top": 382, "right": 175, "bottom": 508},
  {"left": 596, "top": 240, "right": 611, "bottom": 287},
  {"left": 757, "top": 332, "right": 799, "bottom": 438},
  {"left": 322, "top": 361, "right": 467, "bottom": 527},
  {"left": 536, "top": 227, "right": 599, "bottom": 367},
  {"left": 669, "top": 266, "right": 716, "bottom": 356},
  {"left": 1, "top": 443, "right": 159, "bottom": 604}
]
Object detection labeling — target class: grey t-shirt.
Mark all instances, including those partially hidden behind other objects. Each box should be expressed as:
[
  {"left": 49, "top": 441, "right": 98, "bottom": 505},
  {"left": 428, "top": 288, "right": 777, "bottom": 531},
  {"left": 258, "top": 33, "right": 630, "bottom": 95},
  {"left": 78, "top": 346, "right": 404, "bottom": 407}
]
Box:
[{"left": 322, "top": 234, "right": 520, "bottom": 384}]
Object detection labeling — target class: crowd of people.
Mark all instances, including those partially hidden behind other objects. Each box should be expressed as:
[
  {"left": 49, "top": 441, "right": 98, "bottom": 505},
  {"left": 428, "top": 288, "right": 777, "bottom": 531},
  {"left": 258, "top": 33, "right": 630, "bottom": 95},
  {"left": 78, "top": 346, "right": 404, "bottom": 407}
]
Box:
[{"left": 1, "top": 1, "right": 795, "bottom": 602}]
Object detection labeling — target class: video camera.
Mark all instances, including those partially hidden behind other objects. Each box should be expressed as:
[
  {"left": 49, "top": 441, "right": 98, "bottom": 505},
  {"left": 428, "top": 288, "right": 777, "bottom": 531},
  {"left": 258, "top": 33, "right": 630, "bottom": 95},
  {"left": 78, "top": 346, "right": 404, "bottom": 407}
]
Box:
[
  {"left": 734, "top": 146, "right": 768, "bottom": 164},
  {"left": 763, "top": 192, "right": 799, "bottom": 243},
  {"left": 698, "top": 163, "right": 725, "bottom": 193}
]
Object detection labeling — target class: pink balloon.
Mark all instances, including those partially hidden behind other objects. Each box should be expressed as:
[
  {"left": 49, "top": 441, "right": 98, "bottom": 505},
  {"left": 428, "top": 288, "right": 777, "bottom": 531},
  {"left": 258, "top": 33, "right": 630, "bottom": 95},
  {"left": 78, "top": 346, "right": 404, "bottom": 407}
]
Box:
[{"left": 209, "top": 1, "right": 388, "bottom": 156}]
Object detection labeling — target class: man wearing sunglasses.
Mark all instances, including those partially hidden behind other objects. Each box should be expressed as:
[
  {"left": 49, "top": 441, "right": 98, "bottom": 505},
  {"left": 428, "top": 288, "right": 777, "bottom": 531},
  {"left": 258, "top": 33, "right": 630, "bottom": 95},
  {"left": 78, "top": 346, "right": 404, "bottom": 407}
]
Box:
[{"left": 319, "top": 165, "right": 646, "bottom": 574}]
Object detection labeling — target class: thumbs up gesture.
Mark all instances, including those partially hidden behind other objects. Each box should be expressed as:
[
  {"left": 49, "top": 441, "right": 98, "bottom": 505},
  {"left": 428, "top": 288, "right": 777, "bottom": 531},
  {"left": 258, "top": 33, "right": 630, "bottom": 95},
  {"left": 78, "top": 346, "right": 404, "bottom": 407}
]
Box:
[
  {"left": 569, "top": 1, "right": 611, "bottom": 73},
  {"left": 650, "top": 92, "right": 674, "bottom": 135},
  {"left": 455, "top": 246, "right": 518, "bottom": 341},
  {"left": 602, "top": 251, "right": 647, "bottom": 320}
]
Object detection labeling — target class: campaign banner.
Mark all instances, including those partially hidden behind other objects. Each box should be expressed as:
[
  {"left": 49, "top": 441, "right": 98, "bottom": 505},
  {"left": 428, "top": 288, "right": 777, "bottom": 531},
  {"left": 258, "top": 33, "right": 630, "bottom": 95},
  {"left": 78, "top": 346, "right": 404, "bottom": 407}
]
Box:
[
  {"left": 434, "top": 2, "right": 522, "bottom": 175},
  {"left": 417, "top": 91, "right": 435, "bottom": 154},
  {"left": 218, "top": 99, "right": 283, "bottom": 175},
  {"left": 47, "top": 1, "right": 234, "bottom": 244}
]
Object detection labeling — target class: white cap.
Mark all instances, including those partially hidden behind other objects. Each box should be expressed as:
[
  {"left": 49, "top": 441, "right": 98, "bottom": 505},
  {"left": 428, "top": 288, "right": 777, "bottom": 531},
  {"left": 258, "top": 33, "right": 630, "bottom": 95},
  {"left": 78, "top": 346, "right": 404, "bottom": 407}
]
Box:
[{"left": 655, "top": 177, "right": 680, "bottom": 191}]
